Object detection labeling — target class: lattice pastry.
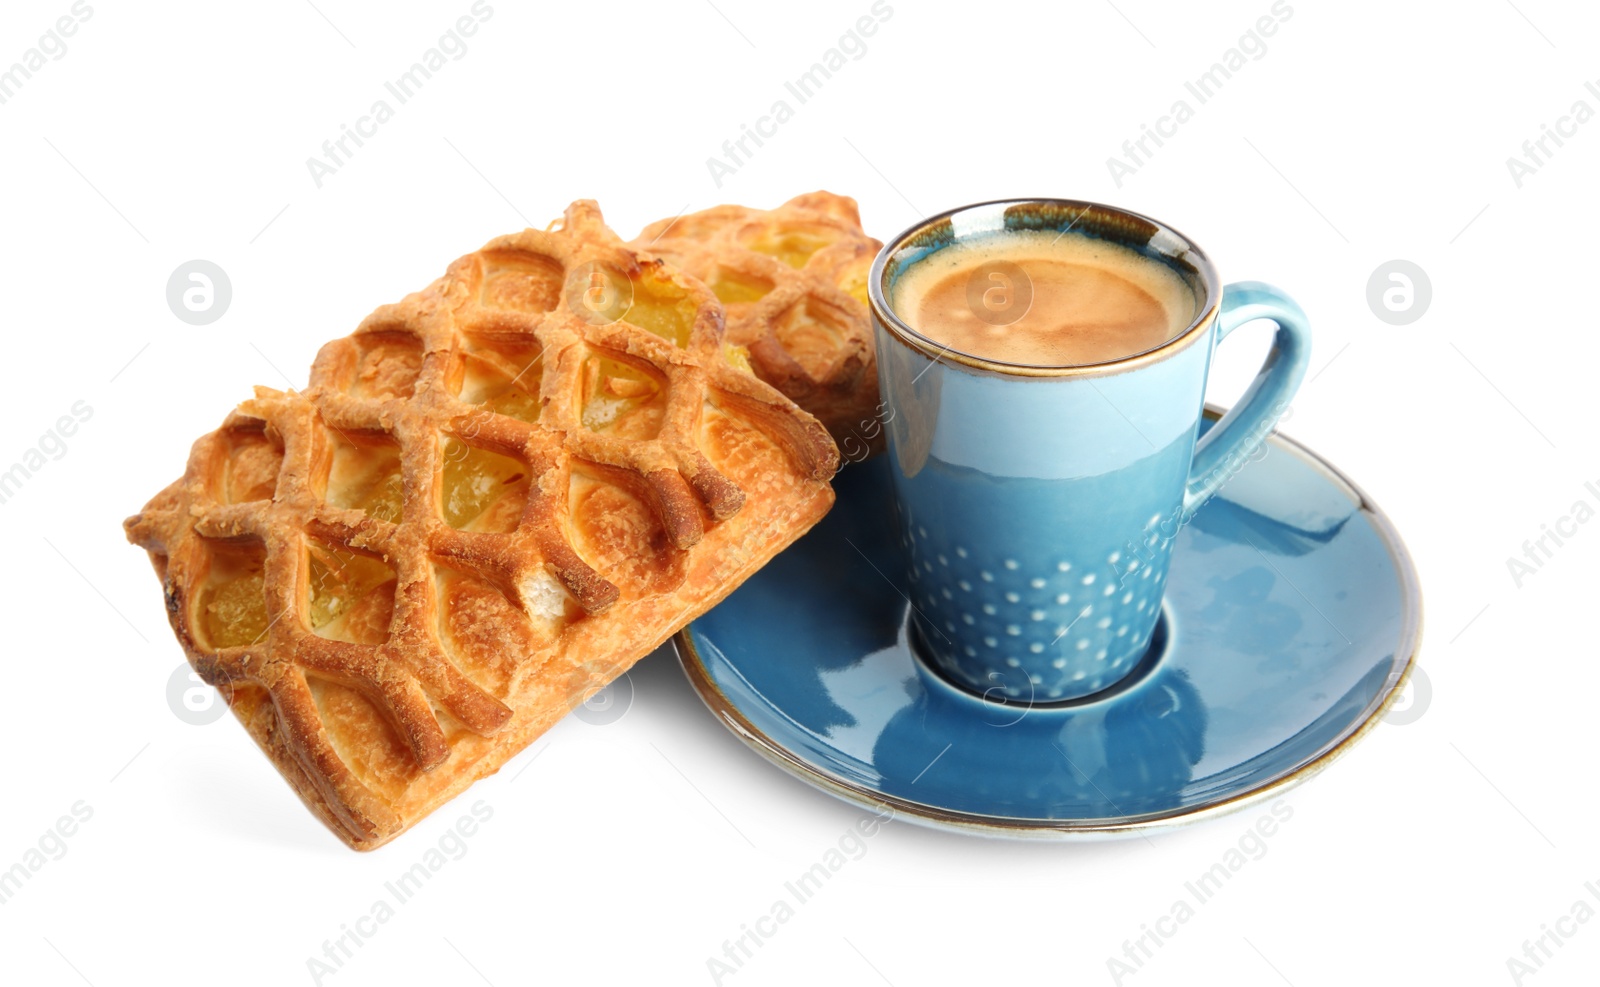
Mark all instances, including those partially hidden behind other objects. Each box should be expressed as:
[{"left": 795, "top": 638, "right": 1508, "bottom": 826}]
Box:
[
  {"left": 125, "top": 201, "right": 838, "bottom": 850},
  {"left": 634, "top": 191, "right": 883, "bottom": 457}
]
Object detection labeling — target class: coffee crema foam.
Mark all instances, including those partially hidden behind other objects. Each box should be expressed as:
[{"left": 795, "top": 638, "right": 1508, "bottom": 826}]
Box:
[{"left": 890, "top": 230, "right": 1196, "bottom": 366}]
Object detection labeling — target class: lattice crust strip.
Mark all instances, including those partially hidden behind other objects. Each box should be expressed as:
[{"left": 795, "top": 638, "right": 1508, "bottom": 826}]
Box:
[
  {"left": 633, "top": 191, "right": 883, "bottom": 455},
  {"left": 125, "top": 201, "right": 838, "bottom": 850}
]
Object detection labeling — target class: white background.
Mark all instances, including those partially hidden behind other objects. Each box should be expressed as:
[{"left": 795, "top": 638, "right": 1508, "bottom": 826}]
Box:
[{"left": 1, "top": 0, "right": 1595, "bottom": 984}]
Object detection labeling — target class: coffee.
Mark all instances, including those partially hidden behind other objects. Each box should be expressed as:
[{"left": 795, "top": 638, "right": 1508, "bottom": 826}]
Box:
[{"left": 889, "top": 229, "right": 1196, "bottom": 366}]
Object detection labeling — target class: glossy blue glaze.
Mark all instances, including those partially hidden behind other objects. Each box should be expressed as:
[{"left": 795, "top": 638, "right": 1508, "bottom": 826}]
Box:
[
  {"left": 872, "top": 200, "right": 1311, "bottom": 701},
  {"left": 1187, "top": 283, "right": 1312, "bottom": 513},
  {"left": 876, "top": 322, "right": 1203, "bottom": 702},
  {"left": 678, "top": 420, "right": 1420, "bottom": 837}
]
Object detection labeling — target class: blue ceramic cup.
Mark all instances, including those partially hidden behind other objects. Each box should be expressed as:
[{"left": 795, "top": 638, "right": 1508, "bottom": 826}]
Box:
[{"left": 868, "top": 199, "right": 1311, "bottom": 703}]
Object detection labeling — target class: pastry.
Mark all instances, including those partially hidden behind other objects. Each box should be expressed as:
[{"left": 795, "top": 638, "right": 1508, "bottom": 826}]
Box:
[
  {"left": 125, "top": 201, "right": 838, "bottom": 850},
  {"left": 633, "top": 192, "right": 884, "bottom": 458}
]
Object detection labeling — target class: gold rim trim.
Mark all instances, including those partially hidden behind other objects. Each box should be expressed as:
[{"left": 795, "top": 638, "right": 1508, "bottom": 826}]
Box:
[
  {"left": 867, "top": 197, "right": 1224, "bottom": 379},
  {"left": 673, "top": 407, "right": 1425, "bottom": 838}
]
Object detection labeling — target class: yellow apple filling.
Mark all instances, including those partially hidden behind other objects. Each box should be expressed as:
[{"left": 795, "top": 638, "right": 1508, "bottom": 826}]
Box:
[
  {"left": 838, "top": 264, "right": 871, "bottom": 309},
  {"left": 484, "top": 385, "right": 541, "bottom": 423},
  {"left": 581, "top": 357, "right": 661, "bottom": 432},
  {"left": 723, "top": 344, "right": 753, "bottom": 374},
  {"left": 709, "top": 269, "right": 773, "bottom": 305},
  {"left": 749, "top": 230, "right": 837, "bottom": 269},
  {"left": 624, "top": 283, "right": 697, "bottom": 348},
  {"left": 205, "top": 571, "right": 268, "bottom": 649},
  {"left": 326, "top": 439, "right": 405, "bottom": 524},
  {"left": 459, "top": 346, "right": 544, "bottom": 424},
  {"left": 307, "top": 545, "right": 395, "bottom": 633},
  {"left": 359, "top": 473, "right": 405, "bottom": 523},
  {"left": 440, "top": 438, "right": 528, "bottom": 531}
]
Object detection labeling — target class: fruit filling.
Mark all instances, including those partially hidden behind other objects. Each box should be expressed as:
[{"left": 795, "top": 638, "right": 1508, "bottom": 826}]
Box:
[
  {"left": 723, "top": 344, "right": 753, "bottom": 374},
  {"left": 837, "top": 262, "right": 872, "bottom": 309},
  {"left": 624, "top": 282, "right": 697, "bottom": 348},
  {"left": 440, "top": 438, "right": 528, "bottom": 531},
  {"left": 305, "top": 547, "right": 396, "bottom": 630},
  {"left": 205, "top": 571, "right": 268, "bottom": 649},
  {"left": 749, "top": 230, "right": 837, "bottom": 269},
  {"left": 581, "top": 356, "right": 662, "bottom": 434},
  {"left": 483, "top": 386, "right": 541, "bottom": 422},
  {"left": 327, "top": 438, "right": 404, "bottom": 523},
  {"left": 708, "top": 269, "right": 774, "bottom": 305},
  {"left": 459, "top": 343, "right": 544, "bottom": 424}
]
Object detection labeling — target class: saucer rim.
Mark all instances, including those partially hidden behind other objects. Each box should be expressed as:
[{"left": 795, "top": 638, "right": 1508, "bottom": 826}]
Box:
[{"left": 675, "top": 408, "right": 1425, "bottom": 838}]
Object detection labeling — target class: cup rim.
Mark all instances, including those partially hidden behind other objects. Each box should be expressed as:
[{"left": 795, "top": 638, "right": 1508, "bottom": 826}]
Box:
[{"left": 868, "top": 197, "right": 1223, "bottom": 378}]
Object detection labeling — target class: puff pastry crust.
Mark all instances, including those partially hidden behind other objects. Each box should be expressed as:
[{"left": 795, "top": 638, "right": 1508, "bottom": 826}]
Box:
[
  {"left": 634, "top": 192, "right": 883, "bottom": 458},
  {"left": 126, "top": 202, "right": 837, "bottom": 850}
]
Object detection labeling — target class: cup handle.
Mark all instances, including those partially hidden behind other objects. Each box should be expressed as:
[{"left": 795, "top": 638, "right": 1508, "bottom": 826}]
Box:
[{"left": 1182, "top": 281, "right": 1312, "bottom": 516}]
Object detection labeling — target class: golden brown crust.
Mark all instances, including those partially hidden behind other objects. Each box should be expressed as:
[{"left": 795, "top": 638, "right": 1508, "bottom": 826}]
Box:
[
  {"left": 633, "top": 191, "right": 884, "bottom": 458},
  {"left": 125, "top": 201, "right": 838, "bottom": 850}
]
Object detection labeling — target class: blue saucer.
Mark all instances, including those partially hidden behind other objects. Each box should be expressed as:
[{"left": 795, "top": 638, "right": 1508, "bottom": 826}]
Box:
[{"left": 676, "top": 410, "right": 1422, "bottom": 838}]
